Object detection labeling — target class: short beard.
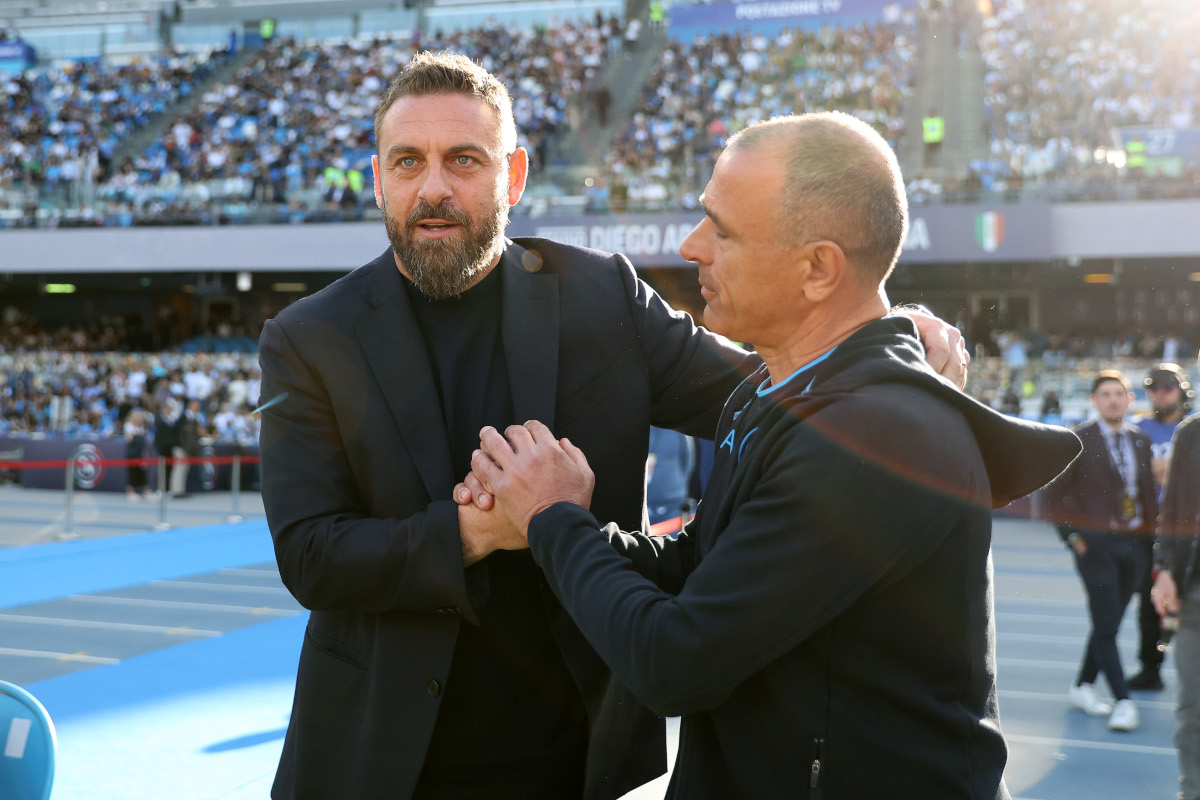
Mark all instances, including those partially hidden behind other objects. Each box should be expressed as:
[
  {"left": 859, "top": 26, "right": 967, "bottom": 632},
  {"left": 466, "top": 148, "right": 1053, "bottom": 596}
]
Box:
[
  {"left": 383, "top": 192, "right": 508, "bottom": 300},
  {"left": 1154, "top": 402, "right": 1182, "bottom": 422}
]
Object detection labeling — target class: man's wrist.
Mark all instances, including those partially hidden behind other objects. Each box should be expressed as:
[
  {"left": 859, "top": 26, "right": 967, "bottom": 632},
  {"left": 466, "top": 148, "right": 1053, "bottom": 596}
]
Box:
[
  {"left": 457, "top": 503, "right": 493, "bottom": 566},
  {"left": 527, "top": 501, "right": 592, "bottom": 547}
]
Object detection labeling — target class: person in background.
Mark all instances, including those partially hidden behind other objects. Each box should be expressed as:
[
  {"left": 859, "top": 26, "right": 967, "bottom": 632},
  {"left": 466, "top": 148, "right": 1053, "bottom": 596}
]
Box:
[
  {"left": 1041, "top": 388, "right": 1062, "bottom": 425},
  {"left": 123, "top": 408, "right": 152, "bottom": 500},
  {"left": 1130, "top": 363, "right": 1193, "bottom": 691},
  {"left": 153, "top": 395, "right": 181, "bottom": 495},
  {"left": 1045, "top": 370, "right": 1158, "bottom": 731},
  {"left": 172, "top": 398, "right": 203, "bottom": 498},
  {"left": 645, "top": 426, "right": 695, "bottom": 527}
]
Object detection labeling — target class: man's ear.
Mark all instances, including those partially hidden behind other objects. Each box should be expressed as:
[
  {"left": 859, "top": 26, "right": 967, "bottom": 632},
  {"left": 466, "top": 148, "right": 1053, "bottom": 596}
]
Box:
[
  {"left": 371, "top": 154, "right": 384, "bottom": 209},
  {"left": 507, "top": 147, "right": 529, "bottom": 206},
  {"left": 798, "top": 240, "right": 847, "bottom": 302}
]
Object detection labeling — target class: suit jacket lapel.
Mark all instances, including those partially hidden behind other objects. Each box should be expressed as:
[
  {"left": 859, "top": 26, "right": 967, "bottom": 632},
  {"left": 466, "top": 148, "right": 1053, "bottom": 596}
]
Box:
[
  {"left": 354, "top": 250, "right": 455, "bottom": 500},
  {"left": 501, "top": 241, "right": 560, "bottom": 430}
]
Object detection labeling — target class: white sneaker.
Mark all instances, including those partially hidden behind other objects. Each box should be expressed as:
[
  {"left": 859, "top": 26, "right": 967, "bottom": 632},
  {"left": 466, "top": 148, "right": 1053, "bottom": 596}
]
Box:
[
  {"left": 1068, "top": 682, "right": 1113, "bottom": 716},
  {"left": 1108, "top": 699, "right": 1139, "bottom": 731}
]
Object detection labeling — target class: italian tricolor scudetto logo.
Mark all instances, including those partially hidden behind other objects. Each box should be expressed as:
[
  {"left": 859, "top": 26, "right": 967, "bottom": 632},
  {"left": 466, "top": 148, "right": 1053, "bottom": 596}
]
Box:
[{"left": 975, "top": 212, "right": 1005, "bottom": 253}]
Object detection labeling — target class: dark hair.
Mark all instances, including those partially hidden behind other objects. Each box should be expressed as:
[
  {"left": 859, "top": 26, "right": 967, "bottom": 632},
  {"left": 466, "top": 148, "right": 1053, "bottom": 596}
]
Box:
[
  {"left": 1144, "top": 362, "right": 1190, "bottom": 391},
  {"left": 373, "top": 51, "right": 517, "bottom": 155},
  {"left": 1091, "top": 369, "right": 1131, "bottom": 395},
  {"left": 726, "top": 111, "right": 908, "bottom": 283}
]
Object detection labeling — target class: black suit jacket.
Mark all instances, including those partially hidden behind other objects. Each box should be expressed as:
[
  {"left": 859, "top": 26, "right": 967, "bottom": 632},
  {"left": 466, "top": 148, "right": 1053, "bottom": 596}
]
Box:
[
  {"left": 258, "top": 238, "right": 752, "bottom": 799},
  {"left": 1044, "top": 418, "right": 1158, "bottom": 539}
]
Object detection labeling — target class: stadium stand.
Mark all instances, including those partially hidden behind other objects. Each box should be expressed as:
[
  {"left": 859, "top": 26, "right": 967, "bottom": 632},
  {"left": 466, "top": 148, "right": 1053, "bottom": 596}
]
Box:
[
  {"left": 972, "top": 0, "right": 1200, "bottom": 201},
  {"left": 1, "top": 17, "right": 615, "bottom": 226},
  {"left": 0, "top": 343, "right": 261, "bottom": 442},
  {"left": 0, "top": 0, "right": 1198, "bottom": 440},
  {"left": 0, "top": 285, "right": 1190, "bottom": 441},
  {"left": 600, "top": 16, "right": 917, "bottom": 212},
  {"left": 4, "top": 0, "right": 1199, "bottom": 225},
  {"left": 0, "top": 49, "right": 227, "bottom": 222}
]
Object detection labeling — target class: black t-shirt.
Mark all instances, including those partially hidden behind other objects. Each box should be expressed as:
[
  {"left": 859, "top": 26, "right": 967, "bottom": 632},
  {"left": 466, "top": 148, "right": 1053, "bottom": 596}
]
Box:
[{"left": 402, "top": 265, "right": 588, "bottom": 795}]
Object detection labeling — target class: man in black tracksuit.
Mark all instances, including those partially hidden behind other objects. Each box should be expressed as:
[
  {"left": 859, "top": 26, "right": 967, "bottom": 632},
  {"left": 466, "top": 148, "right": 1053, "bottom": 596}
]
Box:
[
  {"left": 1152, "top": 367, "right": 1200, "bottom": 798},
  {"left": 466, "top": 113, "right": 1080, "bottom": 798}
]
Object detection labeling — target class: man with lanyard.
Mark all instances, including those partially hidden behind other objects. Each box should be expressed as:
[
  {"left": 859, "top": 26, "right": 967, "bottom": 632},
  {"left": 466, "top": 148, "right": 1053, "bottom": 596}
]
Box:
[
  {"left": 1130, "top": 363, "right": 1193, "bottom": 690},
  {"left": 1046, "top": 370, "right": 1159, "bottom": 731}
]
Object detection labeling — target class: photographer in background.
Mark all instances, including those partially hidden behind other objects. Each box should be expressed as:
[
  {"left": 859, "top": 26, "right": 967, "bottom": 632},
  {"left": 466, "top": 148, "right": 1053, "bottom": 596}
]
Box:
[{"left": 1131, "top": 363, "right": 1193, "bottom": 690}]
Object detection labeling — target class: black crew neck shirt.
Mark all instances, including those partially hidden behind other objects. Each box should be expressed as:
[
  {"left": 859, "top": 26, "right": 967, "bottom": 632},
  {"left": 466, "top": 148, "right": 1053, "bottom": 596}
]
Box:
[{"left": 402, "top": 264, "right": 588, "bottom": 796}]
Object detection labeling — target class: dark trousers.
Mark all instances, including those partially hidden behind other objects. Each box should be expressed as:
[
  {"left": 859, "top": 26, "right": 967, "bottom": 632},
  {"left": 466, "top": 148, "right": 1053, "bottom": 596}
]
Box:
[
  {"left": 1135, "top": 536, "right": 1164, "bottom": 671},
  {"left": 412, "top": 755, "right": 584, "bottom": 800},
  {"left": 1073, "top": 531, "right": 1149, "bottom": 701}
]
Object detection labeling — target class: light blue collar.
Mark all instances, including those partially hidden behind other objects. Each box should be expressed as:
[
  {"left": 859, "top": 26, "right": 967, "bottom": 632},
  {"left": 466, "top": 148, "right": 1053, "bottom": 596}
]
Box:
[{"left": 756, "top": 347, "right": 837, "bottom": 397}]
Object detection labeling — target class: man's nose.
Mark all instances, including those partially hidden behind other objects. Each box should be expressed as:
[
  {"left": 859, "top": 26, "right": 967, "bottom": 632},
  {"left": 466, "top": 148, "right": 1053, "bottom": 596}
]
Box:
[
  {"left": 678, "top": 220, "right": 708, "bottom": 264},
  {"left": 418, "top": 162, "right": 452, "bottom": 206}
]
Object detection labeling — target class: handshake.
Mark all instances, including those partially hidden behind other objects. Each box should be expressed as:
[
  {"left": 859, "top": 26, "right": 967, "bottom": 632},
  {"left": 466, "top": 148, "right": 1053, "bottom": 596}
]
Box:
[{"left": 453, "top": 421, "right": 595, "bottom": 566}]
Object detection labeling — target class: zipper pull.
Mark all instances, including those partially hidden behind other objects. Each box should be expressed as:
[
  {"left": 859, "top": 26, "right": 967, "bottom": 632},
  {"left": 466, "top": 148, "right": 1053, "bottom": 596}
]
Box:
[{"left": 810, "top": 736, "right": 824, "bottom": 791}]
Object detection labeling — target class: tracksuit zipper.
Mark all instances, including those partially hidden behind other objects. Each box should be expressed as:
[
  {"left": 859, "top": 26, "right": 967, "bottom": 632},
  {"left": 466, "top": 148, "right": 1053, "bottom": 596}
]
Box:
[{"left": 810, "top": 737, "right": 824, "bottom": 799}]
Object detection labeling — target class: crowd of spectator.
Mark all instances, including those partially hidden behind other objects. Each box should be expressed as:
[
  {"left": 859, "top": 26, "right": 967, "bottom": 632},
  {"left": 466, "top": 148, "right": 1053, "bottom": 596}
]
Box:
[
  {"left": 978, "top": 0, "right": 1200, "bottom": 186},
  {"left": 3, "top": 16, "right": 617, "bottom": 227},
  {"left": 5, "top": 0, "right": 1200, "bottom": 224},
  {"left": 0, "top": 307, "right": 262, "bottom": 448},
  {"left": 964, "top": 319, "right": 1196, "bottom": 365},
  {"left": 962, "top": 325, "right": 1198, "bottom": 425},
  {"left": 0, "top": 346, "right": 262, "bottom": 444},
  {"left": 1, "top": 49, "right": 226, "bottom": 210},
  {"left": 1, "top": 326, "right": 1189, "bottom": 459},
  {"left": 592, "top": 15, "right": 916, "bottom": 212},
  {"left": 0, "top": 302, "right": 257, "bottom": 354}
]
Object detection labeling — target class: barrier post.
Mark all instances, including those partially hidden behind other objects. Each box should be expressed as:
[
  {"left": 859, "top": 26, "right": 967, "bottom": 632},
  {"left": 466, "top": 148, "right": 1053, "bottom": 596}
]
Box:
[
  {"left": 679, "top": 499, "right": 693, "bottom": 537},
  {"left": 58, "top": 459, "right": 78, "bottom": 540},
  {"left": 154, "top": 456, "right": 170, "bottom": 531},
  {"left": 227, "top": 455, "right": 243, "bottom": 523}
]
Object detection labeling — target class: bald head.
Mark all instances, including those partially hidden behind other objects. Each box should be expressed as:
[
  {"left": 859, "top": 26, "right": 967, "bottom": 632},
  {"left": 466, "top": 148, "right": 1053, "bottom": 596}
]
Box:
[{"left": 726, "top": 112, "right": 908, "bottom": 284}]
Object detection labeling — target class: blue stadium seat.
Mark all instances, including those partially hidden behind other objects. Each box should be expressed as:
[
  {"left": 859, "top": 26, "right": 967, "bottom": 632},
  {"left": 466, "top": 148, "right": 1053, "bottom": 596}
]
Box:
[{"left": 0, "top": 680, "right": 57, "bottom": 800}]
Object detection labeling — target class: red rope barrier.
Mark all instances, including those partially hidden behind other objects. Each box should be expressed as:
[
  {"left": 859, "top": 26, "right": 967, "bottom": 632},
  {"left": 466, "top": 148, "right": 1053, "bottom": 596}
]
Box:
[
  {"left": 648, "top": 513, "right": 695, "bottom": 537},
  {"left": 0, "top": 455, "right": 261, "bottom": 470}
]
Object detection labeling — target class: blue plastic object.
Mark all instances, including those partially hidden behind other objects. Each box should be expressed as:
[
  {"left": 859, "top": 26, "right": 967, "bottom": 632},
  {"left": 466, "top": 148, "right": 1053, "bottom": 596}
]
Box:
[{"left": 0, "top": 680, "right": 56, "bottom": 800}]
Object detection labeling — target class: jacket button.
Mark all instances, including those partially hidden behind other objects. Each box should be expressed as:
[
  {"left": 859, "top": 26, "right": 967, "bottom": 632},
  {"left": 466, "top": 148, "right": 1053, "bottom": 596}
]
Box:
[{"left": 426, "top": 679, "right": 441, "bottom": 697}]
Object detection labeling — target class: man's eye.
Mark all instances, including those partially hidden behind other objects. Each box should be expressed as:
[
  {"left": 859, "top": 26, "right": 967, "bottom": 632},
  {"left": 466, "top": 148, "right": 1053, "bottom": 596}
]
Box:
[
  {"left": 455, "top": 155, "right": 474, "bottom": 166},
  {"left": 399, "top": 157, "right": 416, "bottom": 168}
]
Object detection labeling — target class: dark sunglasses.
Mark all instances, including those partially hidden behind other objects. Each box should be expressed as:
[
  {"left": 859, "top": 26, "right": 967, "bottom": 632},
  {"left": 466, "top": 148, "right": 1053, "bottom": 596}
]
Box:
[{"left": 1147, "top": 383, "right": 1180, "bottom": 392}]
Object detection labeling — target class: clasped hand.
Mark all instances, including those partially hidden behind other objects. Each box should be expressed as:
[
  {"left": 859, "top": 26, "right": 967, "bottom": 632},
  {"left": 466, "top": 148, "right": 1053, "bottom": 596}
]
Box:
[
  {"left": 897, "top": 305, "right": 970, "bottom": 390},
  {"left": 456, "top": 420, "right": 595, "bottom": 540}
]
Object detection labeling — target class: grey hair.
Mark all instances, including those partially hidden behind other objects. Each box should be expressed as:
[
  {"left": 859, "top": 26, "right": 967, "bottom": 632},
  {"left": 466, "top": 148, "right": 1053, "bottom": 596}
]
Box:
[{"left": 726, "top": 112, "right": 908, "bottom": 282}]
